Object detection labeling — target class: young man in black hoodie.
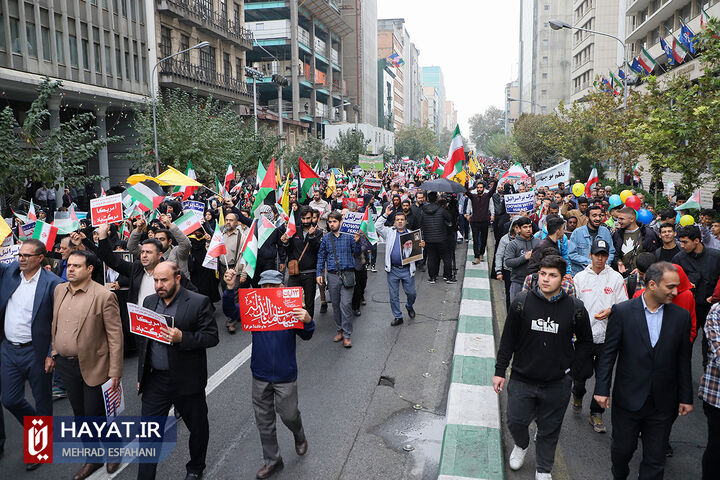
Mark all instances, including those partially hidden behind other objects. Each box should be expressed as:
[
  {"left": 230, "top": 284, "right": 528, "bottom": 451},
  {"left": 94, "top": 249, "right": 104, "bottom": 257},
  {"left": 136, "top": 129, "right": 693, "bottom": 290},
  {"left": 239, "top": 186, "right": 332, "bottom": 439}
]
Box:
[{"left": 494, "top": 255, "right": 593, "bottom": 480}]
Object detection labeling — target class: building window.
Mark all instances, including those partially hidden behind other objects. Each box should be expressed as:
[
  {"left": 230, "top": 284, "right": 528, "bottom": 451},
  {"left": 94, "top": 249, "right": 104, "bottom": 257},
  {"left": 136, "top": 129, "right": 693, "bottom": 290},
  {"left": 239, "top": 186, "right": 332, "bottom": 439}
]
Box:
[
  {"left": 134, "top": 53, "right": 139, "bottom": 81},
  {"left": 69, "top": 35, "right": 79, "bottom": 66},
  {"left": 236, "top": 56, "right": 243, "bottom": 79},
  {"left": 122, "top": 0, "right": 127, "bottom": 16},
  {"left": 234, "top": 3, "right": 240, "bottom": 25},
  {"left": 544, "top": 4, "right": 550, "bottom": 10},
  {"left": 41, "top": 27, "right": 51, "bottom": 60},
  {"left": 160, "top": 26, "right": 171, "bottom": 57},
  {"left": 116, "top": 47, "right": 122, "bottom": 76},
  {"left": 105, "top": 45, "right": 111, "bottom": 72},
  {"left": 220, "top": 0, "right": 228, "bottom": 19},
  {"left": 55, "top": 30, "right": 64, "bottom": 63},
  {"left": 26, "top": 22, "right": 37, "bottom": 57},
  {"left": 94, "top": 42, "right": 101, "bottom": 70},
  {"left": 180, "top": 34, "right": 189, "bottom": 61},
  {"left": 130, "top": 0, "right": 136, "bottom": 21},
  {"left": 200, "top": 46, "right": 215, "bottom": 73},
  {"left": 542, "top": 72, "right": 548, "bottom": 79},
  {"left": 10, "top": 18, "right": 20, "bottom": 54},
  {"left": 0, "top": 14, "right": 5, "bottom": 51},
  {"left": 82, "top": 39, "right": 90, "bottom": 68},
  {"left": 224, "top": 52, "right": 231, "bottom": 76}
]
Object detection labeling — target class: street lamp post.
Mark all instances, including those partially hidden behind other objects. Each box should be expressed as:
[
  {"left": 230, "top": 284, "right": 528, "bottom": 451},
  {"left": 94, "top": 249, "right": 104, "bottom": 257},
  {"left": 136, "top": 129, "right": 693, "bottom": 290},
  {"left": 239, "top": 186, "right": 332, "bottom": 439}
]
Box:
[
  {"left": 151, "top": 41, "right": 210, "bottom": 176},
  {"left": 272, "top": 73, "right": 289, "bottom": 175},
  {"left": 245, "top": 66, "right": 265, "bottom": 134},
  {"left": 549, "top": 19, "right": 628, "bottom": 112}
]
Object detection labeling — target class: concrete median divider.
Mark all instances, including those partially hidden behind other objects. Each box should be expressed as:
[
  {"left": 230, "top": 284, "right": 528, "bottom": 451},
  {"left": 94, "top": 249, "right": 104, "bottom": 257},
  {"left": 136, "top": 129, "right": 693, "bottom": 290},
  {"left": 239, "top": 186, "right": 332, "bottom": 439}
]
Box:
[{"left": 438, "top": 251, "right": 504, "bottom": 480}]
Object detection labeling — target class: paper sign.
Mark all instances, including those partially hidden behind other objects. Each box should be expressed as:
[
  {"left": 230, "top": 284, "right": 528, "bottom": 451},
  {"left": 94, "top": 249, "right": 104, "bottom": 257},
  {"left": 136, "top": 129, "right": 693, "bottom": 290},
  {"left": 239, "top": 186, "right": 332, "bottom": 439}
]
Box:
[
  {"left": 90, "top": 193, "right": 123, "bottom": 226},
  {"left": 339, "top": 211, "right": 364, "bottom": 235},
  {"left": 182, "top": 200, "right": 205, "bottom": 215},
  {"left": 239, "top": 287, "right": 304, "bottom": 331},
  {"left": 127, "top": 303, "right": 170, "bottom": 344},
  {"left": 342, "top": 197, "right": 365, "bottom": 210},
  {"left": 20, "top": 222, "right": 36, "bottom": 237},
  {"left": 534, "top": 160, "right": 570, "bottom": 190},
  {"left": 505, "top": 191, "right": 537, "bottom": 215},
  {"left": 102, "top": 378, "right": 125, "bottom": 419},
  {"left": 0, "top": 244, "right": 21, "bottom": 265},
  {"left": 363, "top": 177, "right": 382, "bottom": 190}
]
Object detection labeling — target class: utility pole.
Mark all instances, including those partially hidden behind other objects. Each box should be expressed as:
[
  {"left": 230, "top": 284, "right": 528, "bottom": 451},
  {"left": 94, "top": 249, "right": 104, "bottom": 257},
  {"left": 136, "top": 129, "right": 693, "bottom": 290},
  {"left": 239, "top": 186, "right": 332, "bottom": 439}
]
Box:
[
  {"left": 272, "top": 73, "right": 289, "bottom": 175},
  {"left": 244, "top": 66, "right": 264, "bottom": 134}
]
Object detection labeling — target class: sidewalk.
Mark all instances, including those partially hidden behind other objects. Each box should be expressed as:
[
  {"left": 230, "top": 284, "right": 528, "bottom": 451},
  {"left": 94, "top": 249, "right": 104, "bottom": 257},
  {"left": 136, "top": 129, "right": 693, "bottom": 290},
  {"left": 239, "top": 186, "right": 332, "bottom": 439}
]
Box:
[{"left": 438, "top": 249, "right": 504, "bottom": 480}]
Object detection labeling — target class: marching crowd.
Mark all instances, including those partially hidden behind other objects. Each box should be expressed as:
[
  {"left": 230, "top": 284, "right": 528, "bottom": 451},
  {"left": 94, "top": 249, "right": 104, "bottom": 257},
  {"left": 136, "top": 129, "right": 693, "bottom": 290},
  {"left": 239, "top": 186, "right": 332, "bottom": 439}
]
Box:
[{"left": 2, "top": 157, "right": 720, "bottom": 480}]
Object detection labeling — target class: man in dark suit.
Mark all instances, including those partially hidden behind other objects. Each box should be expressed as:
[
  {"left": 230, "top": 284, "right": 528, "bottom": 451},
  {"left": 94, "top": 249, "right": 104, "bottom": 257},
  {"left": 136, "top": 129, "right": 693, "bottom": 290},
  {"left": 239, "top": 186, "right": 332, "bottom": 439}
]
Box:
[
  {"left": 594, "top": 261, "right": 694, "bottom": 480},
  {"left": 137, "top": 261, "right": 219, "bottom": 480},
  {"left": 0, "top": 239, "right": 62, "bottom": 469}
]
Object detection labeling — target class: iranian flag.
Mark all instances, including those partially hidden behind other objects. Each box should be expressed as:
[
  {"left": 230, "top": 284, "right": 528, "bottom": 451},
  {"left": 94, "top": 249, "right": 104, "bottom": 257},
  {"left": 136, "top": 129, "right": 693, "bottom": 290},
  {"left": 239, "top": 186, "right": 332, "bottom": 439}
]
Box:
[
  {"left": 239, "top": 220, "right": 258, "bottom": 278},
  {"left": 224, "top": 160, "right": 234, "bottom": 192},
  {"left": 497, "top": 163, "right": 530, "bottom": 188},
  {"left": 100, "top": 187, "right": 106, "bottom": 197},
  {"left": 286, "top": 210, "right": 297, "bottom": 237},
  {"left": 671, "top": 37, "right": 689, "bottom": 64},
  {"left": 443, "top": 125, "right": 465, "bottom": 179},
  {"left": 173, "top": 211, "right": 202, "bottom": 235},
  {"left": 173, "top": 160, "right": 198, "bottom": 200},
  {"left": 32, "top": 220, "right": 58, "bottom": 250},
  {"left": 638, "top": 47, "right": 657, "bottom": 74},
  {"left": 675, "top": 188, "right": 702, "bottom": 211},
  {"left": 359, "top": 208, "right": 377, "bottom": 245},
  {"left": 126, "top": 180, "right": 165, "bottom": 212},
  {"left": 379, "top": 185, "right": 388, "bottom": 201},
  {"left": 297, "top": 157, "right": 319, "bottom": 202},
  {"left": 275, "top": 202, "right": 289, "bottom": 222},
  {"left": 215, "top": 175, "right": 227, "bottom": 197},
  {"left": 251, "top": 158, "right": 277, "bottom": 214},
  {"left": 202, "top": 223, "right": 227, "bottom": 270},
  {"left": 702, "top": 7, "right": 711, "bottom": 29},
  {"left": 585, "top": 165, "right": 599, "bottom": 197},
  {"left": 633, "top": 162, "right": 642, "bottom": 182},
  {"left": 27, "top": 199, "right": 37, "bottom": 222}
]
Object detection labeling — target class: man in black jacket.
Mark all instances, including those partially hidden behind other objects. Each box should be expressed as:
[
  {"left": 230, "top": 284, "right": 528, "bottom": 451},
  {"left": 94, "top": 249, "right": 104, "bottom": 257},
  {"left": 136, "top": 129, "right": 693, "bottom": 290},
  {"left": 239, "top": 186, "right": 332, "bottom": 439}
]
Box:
[
  {"left": 137, "top": 262, "right": 219, "bottom": 480},
  {"left": 282, "top": 206, "right": 323, "bottom": 319},
  {"left": 421, "top": 192, "right": 454, "bottom": 284},
  {"left": 494, "top": 255, "right": 593, "bottom": 478},
  {"left": 466, "top": 177, "right": 497, "bottom": 264},
  {"left": 594, "top": 262, "right": 693, "bottom": 480}
]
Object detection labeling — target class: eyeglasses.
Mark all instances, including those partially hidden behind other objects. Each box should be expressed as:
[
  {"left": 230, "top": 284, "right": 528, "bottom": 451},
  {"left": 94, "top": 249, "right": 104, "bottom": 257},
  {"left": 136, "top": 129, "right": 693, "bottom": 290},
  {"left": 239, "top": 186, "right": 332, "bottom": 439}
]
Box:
[{"left": 15, "top": 253, "right": 41, "bottom": 259}]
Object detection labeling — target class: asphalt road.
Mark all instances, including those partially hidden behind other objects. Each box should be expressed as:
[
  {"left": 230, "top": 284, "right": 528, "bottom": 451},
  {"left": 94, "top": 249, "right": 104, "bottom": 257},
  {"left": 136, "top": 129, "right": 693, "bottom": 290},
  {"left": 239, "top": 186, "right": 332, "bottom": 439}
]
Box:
[
  {"left": 0, "top": 242, "right": 466, "bottom": 480},
  {"left": 488, "top": 238, "right": 706, "bottom": 480}
]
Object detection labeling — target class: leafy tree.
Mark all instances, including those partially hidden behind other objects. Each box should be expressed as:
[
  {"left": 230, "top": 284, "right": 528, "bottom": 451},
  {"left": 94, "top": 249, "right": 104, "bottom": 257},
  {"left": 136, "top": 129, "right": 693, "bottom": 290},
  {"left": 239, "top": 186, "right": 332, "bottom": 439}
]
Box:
[
  {"left": 545, "top": 100, "right": 602, "bottom": 180},
  {"left": 281, "top": 136, "right": 327, "bottom": 174},
  {"left": 127, "top": 88, "right": 280, "bottom": 181},
  {"left": 0, "top": 77, "right": 115, "bottom": 204},
  {"left": 394, "top": 125, "right": 440, "bottom": 160},
  {"left": 484, "top": 132, "right": 514, "bottom": 161},
  {"left": 469, "top": 106, "right": 504, "bottom": 153},
  {"left": 326, "top": 129, "right": 369, "bottom": 169},
  {"left": 511, "top": 114, "right": 558, "bottom": 171}
]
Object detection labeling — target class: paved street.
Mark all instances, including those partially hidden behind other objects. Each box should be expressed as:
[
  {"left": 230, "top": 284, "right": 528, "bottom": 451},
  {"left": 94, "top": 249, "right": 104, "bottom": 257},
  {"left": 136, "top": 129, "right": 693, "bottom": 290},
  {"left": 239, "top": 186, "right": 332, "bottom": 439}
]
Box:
[
  {"left": 0, "top": 242, "right": 466, "bottom": 480},
  {"left": 488, "top": 239, "right": 707, "bottom": 480}
]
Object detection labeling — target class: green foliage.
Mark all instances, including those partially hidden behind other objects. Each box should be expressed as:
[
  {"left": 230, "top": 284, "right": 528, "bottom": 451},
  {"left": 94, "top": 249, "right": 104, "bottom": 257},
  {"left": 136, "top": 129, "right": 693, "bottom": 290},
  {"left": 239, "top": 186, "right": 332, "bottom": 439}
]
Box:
[
  {"left": 511, "top": 114, "right": 559, "bottom": 171},
  {"left": 602, "top": 178, "right": 670, "bottom": 210},
  {"left": 0, "top": 77, "right": 116, "bottom": 204},
  {"left": 484, "top": 132, "right": 514, "bottom": 160},
  {"left": 127, "top": 88, "right": 280, "bottom": 181},
  {"left": 469, "top": 106, "right": 504, "bottom": 153},
  {"left": 325, "top": 129, "right": 369, "bottom": 169},
  {"left": 281, "top": 136, "right": 327, "bottom": 173},
  {"left": 394, "top": 125, "right": 440, "bottom": 160}
]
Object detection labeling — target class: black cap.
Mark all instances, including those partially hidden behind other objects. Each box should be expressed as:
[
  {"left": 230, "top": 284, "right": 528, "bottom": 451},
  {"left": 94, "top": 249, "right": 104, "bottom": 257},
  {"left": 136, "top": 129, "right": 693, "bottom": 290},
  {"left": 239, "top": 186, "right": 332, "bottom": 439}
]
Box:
[{"left": 591, "top": 237, "right": 610, "bottom": 255}]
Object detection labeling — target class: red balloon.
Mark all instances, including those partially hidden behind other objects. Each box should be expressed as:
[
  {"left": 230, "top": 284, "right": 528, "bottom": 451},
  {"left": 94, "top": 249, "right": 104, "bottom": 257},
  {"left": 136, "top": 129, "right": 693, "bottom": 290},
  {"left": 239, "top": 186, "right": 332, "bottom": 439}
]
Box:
[{"left": 625, "top": 194, "right": 641, "bottom": 210}]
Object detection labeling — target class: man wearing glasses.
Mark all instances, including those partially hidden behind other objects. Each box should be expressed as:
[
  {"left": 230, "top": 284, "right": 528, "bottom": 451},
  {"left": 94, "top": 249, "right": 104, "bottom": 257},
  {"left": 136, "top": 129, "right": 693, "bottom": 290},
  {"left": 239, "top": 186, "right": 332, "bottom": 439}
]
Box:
[{"left": 0, "top": 239, "right": 63, "bottom": 470}]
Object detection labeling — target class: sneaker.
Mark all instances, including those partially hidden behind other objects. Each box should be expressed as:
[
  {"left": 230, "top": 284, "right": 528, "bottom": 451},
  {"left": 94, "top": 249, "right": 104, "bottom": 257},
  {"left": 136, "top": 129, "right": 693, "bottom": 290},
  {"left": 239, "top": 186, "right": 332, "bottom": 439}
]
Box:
[
  {"left": 509, "top": 444, "right": 528, "bottom": 470},
  {"left": 52, "top": 386, "right": 67, "bottom": 400},
  {"left": 589, "top": 413, "right": 607, "bottom": 433},
  {"left": 428, "top": 278, "right": 436, "bottom": 284},
  {"left": 571, "top": 394, "right": 582, "bottom": 414},
  {"left": 370, "top": 266, "right": 377, "bottom": 273},
  {"left": 446, "top": 277, "right": 457, "bottom": 284},
  {"left": 535, "top": 472, "right": 552, "bottom": 480}
]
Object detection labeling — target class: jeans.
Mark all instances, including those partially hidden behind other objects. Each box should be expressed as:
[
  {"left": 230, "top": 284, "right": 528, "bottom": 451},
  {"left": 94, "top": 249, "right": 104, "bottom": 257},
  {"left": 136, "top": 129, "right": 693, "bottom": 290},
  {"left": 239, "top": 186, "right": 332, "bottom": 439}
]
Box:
[
  {"left": 506, "top": 376, "right": 572, "bottom": 474},
  {"left": 571, "top": 342, "right": 605, "bottom": 414},
  {"left": 470, "top": 220, "right": 490, "bottom": 258},
  {"left": 287, "top": 272, "right": 317, "bottom": 319},
  {"left": 1, "top": 341, "right": 53, "bottom": 423},
  {"left": 458, "top": 214, "right": 469, "bottom": 241},
  {"left": 703, "top": 401, "right": 720, "bottom": 480},
  {"left": 387, "top": 266, "right": 416, "bottom": 319},
  {"left": 509, "top": 282, "right": 524, "bottom": 304},
  {"left": 252, "top": 378, "right": 306, "bottom": 465},
  {"left": 327, "top": 272, "right": 354, "bottom": 337}
]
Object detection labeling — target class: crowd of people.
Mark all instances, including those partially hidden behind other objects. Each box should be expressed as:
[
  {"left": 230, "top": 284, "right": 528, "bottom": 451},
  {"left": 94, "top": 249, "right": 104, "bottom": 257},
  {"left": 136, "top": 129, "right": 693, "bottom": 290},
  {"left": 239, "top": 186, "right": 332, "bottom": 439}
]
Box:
[{"left": 3, "top": 157, "right": 720, "bottom": 480}]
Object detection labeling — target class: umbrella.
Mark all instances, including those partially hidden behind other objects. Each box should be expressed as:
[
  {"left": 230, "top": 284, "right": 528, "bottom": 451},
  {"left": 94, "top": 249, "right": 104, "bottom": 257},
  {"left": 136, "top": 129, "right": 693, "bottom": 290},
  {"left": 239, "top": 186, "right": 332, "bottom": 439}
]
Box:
[{"left": 419, "top": 178, "right": 465, "bottom": 194}]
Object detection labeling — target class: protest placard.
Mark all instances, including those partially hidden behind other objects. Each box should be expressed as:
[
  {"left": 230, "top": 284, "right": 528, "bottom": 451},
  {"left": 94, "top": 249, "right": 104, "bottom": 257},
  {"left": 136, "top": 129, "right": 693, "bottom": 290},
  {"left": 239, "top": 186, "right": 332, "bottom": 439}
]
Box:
[
  {"left": 339, "top": 211, "right": 364, "bottom": 235},
  {"left": 0, "top": 244, "right": 20, "bottom": 265},
  {"left": 182, "top": 200, "right": 205, "bottom": 216},
  {"left": 363, "top": 177, "right": 382, "bottom": 190},
  {"left": 358, "top": 154, "right": 384, "bottom": 170},
  {"left": 90, "top": 193, "right": 123, "bottom": 226},
  {"left": 20, "top": 222, "right": 36, "bottom": 237},
  {"left": 239, "top": 287, "right": 304, "bottom": 331},
  {"left": 102, "top": 378, "right": 125, "bottom": 419},
  {"left": 127, "top": 303, "right": 170, "bottom": 344},
  {"left": 342, "top": 197, "right": 364, "bottom": 210},
  {"left": 505, "top": 191, "right": 536, "bottom": 215},
  {"left": 534, "top": 160, "right": 570, "bottom": 190}
]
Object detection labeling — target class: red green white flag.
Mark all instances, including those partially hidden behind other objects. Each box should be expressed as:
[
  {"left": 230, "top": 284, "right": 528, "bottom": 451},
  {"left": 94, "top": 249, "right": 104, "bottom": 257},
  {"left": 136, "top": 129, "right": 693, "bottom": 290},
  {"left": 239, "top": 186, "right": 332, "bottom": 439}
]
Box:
[
  {"left": 701, "top": 7, "right": 710, "bottom": 29},
  {"left": 239, "top": 220, "right": 258, "bottom": 278},
  {"left": 671, "top": 36, "right": 689, "bottom": 64},
  {"left": 27, "top": 199, "right": 37, "bottom": 222},
  {"left": 251, "top": 158, "right": 277, "bottom": 214},
  {"left": 638, "top": 48, "right": 657, "bottom": 74},
  {"left": 286, "top": 209, "right": 297, "bottom": 237},
  {"left": 675, "top": 188, "right": 702, "bottom": 211},
  {"left": 173, "top": 160, "right": 198, "bottom": 200},
  {"left": 258, "top": 216, "right": 276, "bottom": 248},
  {"left": 442, "top": 125, "right": 464, "bottom": 179},
  {"left": 359, "top": 208, "right": 377, "bottom": 245},
  {"left": 173, "top": 211, "right": 202, "bottom": 235},
  {"left": 202, "top": 223, "right": 227, "bottom": 270},
  {"left": 224, "top": 160, "right": 234, "bottom": 192},
  {"left": 585, "top": 166, "right": 599, "bottom": 197},
  {"left": 31, "top": 220, "right": 58, "bottom": 250},
  {"left": 297, "top": 157, "right": 319, "bottom": 202}
]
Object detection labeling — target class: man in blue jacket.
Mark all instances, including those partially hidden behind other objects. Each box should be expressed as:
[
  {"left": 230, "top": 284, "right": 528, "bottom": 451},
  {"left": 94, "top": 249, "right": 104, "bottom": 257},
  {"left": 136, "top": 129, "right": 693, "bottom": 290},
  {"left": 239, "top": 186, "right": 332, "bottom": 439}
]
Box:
[
  {"left": 568, "top": 204, "right": 616, "bottom": 276},
  {"left": 222, "top": 269, "right": 314, "bottom": 480}
]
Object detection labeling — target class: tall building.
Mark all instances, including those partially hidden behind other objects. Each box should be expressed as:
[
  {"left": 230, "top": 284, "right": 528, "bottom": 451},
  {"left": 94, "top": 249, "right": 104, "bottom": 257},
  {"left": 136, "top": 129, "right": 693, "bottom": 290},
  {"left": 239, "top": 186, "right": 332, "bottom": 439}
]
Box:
[
  {"left": 405, "top": 38, "right": 422, "bottom": 127},
  {"left": 570, "top": 0, "right": 624, "bottom": 102},
  {"left": 340, "top": 0, "right": 377, "bottom": 126},
  {"left": 504, "top": 80, "right": 520, "bottom": 134},
  {"left": 518, "top": 0, "right": 573, "bottom": 114},
  {"left": 377, "top": 58, "right": 396, "bottom": 130},
  {"left": 421, "top": 65, "right": 446, "bottom": 134},
  {"left": 421, "top": 85, "right": 439, "bottom": 132},
  {"left": 244, "top": 0, "right": 352, "bottom": 138},
  {"left": 444, "top": 100, "right": 457, "bottom": 130},
  {"left": 0, "top": 0, "right": 152, "bottom": 187}
]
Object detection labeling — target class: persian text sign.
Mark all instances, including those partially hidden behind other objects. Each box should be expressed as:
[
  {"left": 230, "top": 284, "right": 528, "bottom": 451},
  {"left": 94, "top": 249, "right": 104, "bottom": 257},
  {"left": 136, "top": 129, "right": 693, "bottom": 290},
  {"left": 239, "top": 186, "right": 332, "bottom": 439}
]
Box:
[
  {"left": 239, "top": 287, "right": 304, "bottom": 331},
  {"left": 339, "top": 211, "right": 364, "bottom": 235},
  {"left": 90, "top": 194, "right": 123, "bottom": 226},
  {"left": 534, "top": 160, "right": 570, "bottom": 190},
  {"left": 505, "top": 191, "right": 536, "bottom": 215},
  {"left": 127, "top": 303, "right": 170, "bottom": 344}
]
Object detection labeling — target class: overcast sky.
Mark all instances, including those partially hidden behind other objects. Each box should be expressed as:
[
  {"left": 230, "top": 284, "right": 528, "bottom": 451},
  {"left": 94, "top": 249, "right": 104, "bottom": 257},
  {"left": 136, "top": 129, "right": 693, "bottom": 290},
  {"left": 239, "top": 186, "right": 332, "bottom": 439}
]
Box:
[{"left": 377, "top": 0, "right": 520, "bottom": 137}]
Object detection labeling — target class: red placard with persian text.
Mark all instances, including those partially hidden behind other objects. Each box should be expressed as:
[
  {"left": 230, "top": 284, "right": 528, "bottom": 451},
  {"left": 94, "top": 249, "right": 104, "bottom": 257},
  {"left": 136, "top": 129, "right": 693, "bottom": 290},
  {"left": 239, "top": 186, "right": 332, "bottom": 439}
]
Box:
[
  {"left": 239, "top": 287, "right": 304, "bottom": 331},
  {"left": 127, "top": 303, "right": 170, "bottom": 344}
]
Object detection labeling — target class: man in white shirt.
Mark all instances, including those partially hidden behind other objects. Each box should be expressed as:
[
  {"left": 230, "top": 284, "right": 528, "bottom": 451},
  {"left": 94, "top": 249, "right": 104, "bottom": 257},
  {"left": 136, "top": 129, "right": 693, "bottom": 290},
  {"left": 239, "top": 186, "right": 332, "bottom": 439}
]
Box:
[
  {"left": 571, "top": 237, "right": 628, "bottom": 433},
  {"left": 308, "top": 191, "right": 330, "bottom": 231}
]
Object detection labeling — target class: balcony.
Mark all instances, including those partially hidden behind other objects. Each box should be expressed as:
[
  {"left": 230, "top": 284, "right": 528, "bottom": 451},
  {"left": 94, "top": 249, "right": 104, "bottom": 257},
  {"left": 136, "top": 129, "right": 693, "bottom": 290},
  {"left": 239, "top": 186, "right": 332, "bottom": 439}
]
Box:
[
  {"left": 158, "top": 58, "right": 252, "bottom": 104},
  {"left": 158, "top": 0, "right": 254, "bottom": 50}
]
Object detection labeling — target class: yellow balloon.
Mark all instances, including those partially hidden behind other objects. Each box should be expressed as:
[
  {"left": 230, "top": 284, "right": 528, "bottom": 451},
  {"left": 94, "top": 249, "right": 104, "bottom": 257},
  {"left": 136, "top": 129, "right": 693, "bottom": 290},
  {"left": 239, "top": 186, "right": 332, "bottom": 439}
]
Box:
[
  {"left": 620, "top": 189, "right": 633, "bottom": 203},
  {"left": 680, "top": 215, "right": 695, "bottom": 227},
  {"left": 572, "top": 182, "right": 585, "bottom": 197}
]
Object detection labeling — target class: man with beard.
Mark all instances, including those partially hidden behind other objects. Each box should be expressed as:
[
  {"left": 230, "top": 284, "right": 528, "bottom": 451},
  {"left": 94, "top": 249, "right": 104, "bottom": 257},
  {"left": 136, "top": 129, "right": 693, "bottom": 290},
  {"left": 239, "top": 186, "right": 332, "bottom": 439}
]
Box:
[
  {"left": 128, "top": 215, "right": 191, "bottom": 277},
  {"left": 282, "top": 206, "right": 323, "bottom": 319},
  {"left": 568, "top": 204, "right": 616, "bottom": 276}
]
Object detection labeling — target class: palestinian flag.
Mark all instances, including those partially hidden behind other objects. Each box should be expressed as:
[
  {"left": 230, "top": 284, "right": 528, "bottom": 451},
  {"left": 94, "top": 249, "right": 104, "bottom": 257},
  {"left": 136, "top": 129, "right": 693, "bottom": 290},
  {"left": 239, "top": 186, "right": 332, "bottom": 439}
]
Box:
[
  {"left": 53, "top": 204, "right": 80, "bottom": 235},
  {"left": 251, "top": 158, "right": 276, "bottom": 214},
  {"left": 638, "top": 47, "right": 657, "bottom": 74},
  {"left": 239, "top": 220, "right": 258, "bottom": 278},
  {"left": 31, "top": 220, "right": 58, "bottom": 250},
  {"left": 202, "top": 223, "right": 227, "bottom": 270},
  {"left": 258, "top": 216, "right": 276, "bottom": 248},
  {"left": 443, "top": 125, "right": 465, "bottom": 179},
  {"left": 173, "top": 211, "right": 202, "bottom": 235},
  {"left": 671, "top": 36, "right": 689, "bottom": 64},
  {"left": 256, "top": 159, "right": 266, "bottom": 188},
  {"left": 424, "top": 155, "right": 432, "bottom": 169},
  {"left": 27, "top": 199, "right": 37, "bottom": 222},
  {"left": 297, "top": 157, "right": 319, "bottom": 202},
  {"left": 126, "top": 180, "right": 165, "bottom": 212},
  {"left": 675, "top": 188, "right": 702, "bottom": 211},
  {"left": 224, "top": 160, "right": 234, "bottom": 192},
  {"left": 702, "top": 7, "right": 710, "bottom": 29},
  {"left": 432, "top": 157, "right": 445, "bottom": 175},
  {"left": 497, "top": 163, "right": 530, "bottom": 188},
  {"left": 173, "top": 160, "right": 198, "bottom": 200},
  {"left": 359, "top": 208, "right": 377, "bottom": 245},
  {"left": 11, "top": 208, "right": 28, "bottom": 224},
  {"left": 585, "top": 165, "right": 599, "bottom": 197}
]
